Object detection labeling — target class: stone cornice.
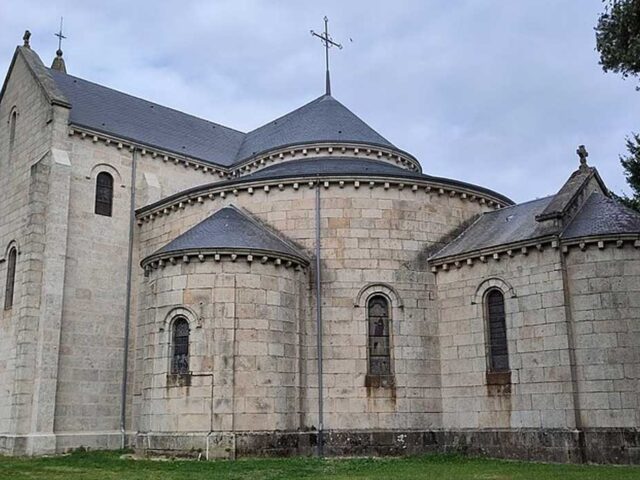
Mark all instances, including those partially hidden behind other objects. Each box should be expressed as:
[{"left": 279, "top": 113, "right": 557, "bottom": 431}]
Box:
[
  {"left": 135, "top": 175, "right": 508, "bottom": 224},
  {"left": 231, "top": 142, "right": 421, "bottom": 177},
  {"left": 429, "top": 234, "right": 640, "bottom": 272},
  {"left": 67, "top": 126, "right": 422, "bottom": 180},
  {"left": 141, "top": 247, "right": 309, "bottom": 273}
]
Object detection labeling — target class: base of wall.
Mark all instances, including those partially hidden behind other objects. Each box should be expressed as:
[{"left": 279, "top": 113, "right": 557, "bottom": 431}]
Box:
[
  {"left": 0, "top": 431, "right": 131, "bottom": 456},
  {"left": 135, "top": 428, "right": 640, "bottom": 464},
  {"left": 3, "top": 428, "right": 639, "bottom": 463}
]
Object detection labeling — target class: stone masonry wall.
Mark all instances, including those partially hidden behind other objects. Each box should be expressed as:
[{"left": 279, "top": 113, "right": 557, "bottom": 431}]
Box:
[
  {"left": 565, "top": 245, "right": 640, "bottom": 430},
  {"left": 136, "top": 259, "right": 306, "bottom": 455},
  {"left": 0, "top": 51, "right": 71, "bottom": 454},
  {"left": 52, "top": 128, "right": 234, "bottom": 449},
  {"left": 434, "top": 248, "right": 578, "bottom": 430},
  {"left": 134, "top": 182, "right": 494, "bottom": 437}
]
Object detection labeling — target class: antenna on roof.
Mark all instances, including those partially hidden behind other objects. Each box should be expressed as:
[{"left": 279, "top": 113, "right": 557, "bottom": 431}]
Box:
[
  {"left": 310, "top": 16, "right": 343, "bottom": 96},
  {"left": 52, "top": 17, "right": 67, "bottom": 73}
]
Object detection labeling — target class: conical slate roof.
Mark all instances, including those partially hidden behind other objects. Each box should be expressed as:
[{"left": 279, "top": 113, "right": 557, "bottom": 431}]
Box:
[
  {"left": 151, "top": 205, "right": 307, "bottom": 262},
  {"left": 234, "top": 94, "right": 395, "bottom": 161},
  {"left": 46, "top": 66, "right": 397, "bottom": 167}
]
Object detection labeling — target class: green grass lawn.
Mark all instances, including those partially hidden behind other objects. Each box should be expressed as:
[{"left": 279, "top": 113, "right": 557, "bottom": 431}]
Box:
[{"left": 2, "top": 450, "right": 640, "bottom": 479}]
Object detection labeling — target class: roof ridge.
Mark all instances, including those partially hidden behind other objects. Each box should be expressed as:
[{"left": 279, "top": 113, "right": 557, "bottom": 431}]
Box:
[{"left": 47, "top": 68, "right": 246, "bottom": 135}]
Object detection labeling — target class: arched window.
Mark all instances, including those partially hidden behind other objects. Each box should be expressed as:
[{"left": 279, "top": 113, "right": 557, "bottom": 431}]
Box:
[
  {"left": 94, "top": 172, "right": 114, "bottom": 217},
  {"left": 4, "top": 247, "right": 17, "bottom": 310},
  {"left": 8, "top": 109, "right": 17, "bottom": 154},
  {"left": 367, "top": 295, "right": 391, "bottom": 376},
  {"left": 171, "top": 317, "right": 190, "bottom": 374},
  {"left": 486, "top": 289, "right": 509, "bottom": 372}
]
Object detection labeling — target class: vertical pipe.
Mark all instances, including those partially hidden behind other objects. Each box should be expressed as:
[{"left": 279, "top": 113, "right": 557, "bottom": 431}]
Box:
[
  {"left": 120, "top": 149, "right": 137, "bottom": 449},
  {"left": 315, "top": 179, "right": 324, "bottom": 456},
  {"left": 559, "top": 244, "right": 586, "bottom": 462}
]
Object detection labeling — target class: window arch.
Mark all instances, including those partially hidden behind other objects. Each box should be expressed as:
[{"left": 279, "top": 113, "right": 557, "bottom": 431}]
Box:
[
  {"left": 367, "top": 295, "right": 391, "bottom": 376},
  {"left": 8, "top": 108, "right": 17, "bottom": 155},
  {"left": 4, "top": 247, "right": 17, "bottom": 310},
  {"left": 95, "top": 172, "right": 114, "bottom": 216},
  {"left": 171, "top": 317, "right": 190, "bottom": 374},
  {"left": 485, "top": 289, "right": 509, "bottom": 372}
]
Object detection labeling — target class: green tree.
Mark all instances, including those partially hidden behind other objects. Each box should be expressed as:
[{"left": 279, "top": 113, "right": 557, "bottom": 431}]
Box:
[
  {"left": 595, "top": 1, "right": 640, "bottom": 211},
  {"left": 595, "top": 0, "right": 640, "bottom": 88},
  {"left": 616, "top": 133, "right": 640, "bottom": 211}
]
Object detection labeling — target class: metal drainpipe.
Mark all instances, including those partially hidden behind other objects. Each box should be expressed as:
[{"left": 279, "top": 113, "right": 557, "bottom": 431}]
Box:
[
  {"left": 559, "top": 240, "right": 586, "bottom": 462},
  {"left": 120, "top": 148, "right": 137, "bottom": 449},
  {"left": 315, "top": 178, "right": 324, "bottom": 456}
]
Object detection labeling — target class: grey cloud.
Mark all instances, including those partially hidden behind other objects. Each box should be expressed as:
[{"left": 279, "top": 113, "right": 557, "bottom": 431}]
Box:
[{"left": 1, "top": 0, "right": 638, "bottom": 202}]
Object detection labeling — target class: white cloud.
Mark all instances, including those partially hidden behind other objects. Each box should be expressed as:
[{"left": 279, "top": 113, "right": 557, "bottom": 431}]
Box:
[{"left": 1, "top": 0, "right": 638, "bottom": 202}]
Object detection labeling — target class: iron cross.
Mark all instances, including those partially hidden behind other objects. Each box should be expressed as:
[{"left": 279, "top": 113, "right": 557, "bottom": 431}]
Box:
[
  {"left": 55, "top": 17, "right": 66, "bottom": 52},
  {"left": 311, "top": 16, "right": 342, "bottom": 96}
]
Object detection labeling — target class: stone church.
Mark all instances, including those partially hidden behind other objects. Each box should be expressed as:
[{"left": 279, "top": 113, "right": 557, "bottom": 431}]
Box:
[{"left": 1, "top": 32, "right": 639, "bottom": 463}]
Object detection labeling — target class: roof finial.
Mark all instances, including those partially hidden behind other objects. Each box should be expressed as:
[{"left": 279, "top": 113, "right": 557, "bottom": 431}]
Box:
[
  {"left": 52, "top": 17, "right": 67, "bottom": 73},
  {"left": 576, "top": 144, "right": 588, "bottom": 169},
  {"left": 23, "top": 30, "right": 31, "bottom": 48},
  {"left": 311, "top": 16, "right": 343, "bottom": 96}
]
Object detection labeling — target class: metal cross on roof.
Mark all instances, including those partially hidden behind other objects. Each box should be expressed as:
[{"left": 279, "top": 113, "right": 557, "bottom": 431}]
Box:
[
  {"left": 311, "top": 16, "right": 342, "bottom": 96},
  {"left": 54, "top": 17, "right": 66, "bottom": 53}
]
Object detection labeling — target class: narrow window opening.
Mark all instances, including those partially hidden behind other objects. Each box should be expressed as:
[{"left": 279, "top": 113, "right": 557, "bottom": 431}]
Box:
[
  {"left": 367, "top": 295, "right": 391, "bottom": 376},
  {"left": 171, "top": 318, "right": 190, "bottom": 374},
  {"left": 8, "top": 110, "right": 17, "bottom": 155},
  {"left": 486, "top": 289, "right": 509, "bottom": 372},
  {"left": 95, "top": 172, "right": 114, "bottom": 217},
  {"left": 4, "top": 247, "right": 17, "bottom": 310}
]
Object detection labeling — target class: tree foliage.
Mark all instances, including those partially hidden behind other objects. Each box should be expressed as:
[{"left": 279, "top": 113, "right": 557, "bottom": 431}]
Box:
[
  {"left": 595, "top": 0, "right": 640, "bottom": 87},
  {"left": 615, "top": 133, "right": 640, "bottom": 211},
  {"left": 595, "top": 1, "right": 640, "bottom": 211}
]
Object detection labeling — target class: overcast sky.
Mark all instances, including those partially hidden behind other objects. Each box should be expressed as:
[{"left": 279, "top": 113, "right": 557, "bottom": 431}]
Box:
[{"left": 2, "top": 0, "right": 639, "bottom": 203}]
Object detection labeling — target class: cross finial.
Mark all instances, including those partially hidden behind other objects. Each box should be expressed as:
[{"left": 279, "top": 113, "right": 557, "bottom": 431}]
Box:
[
  {"left": 576, "top": 144, "right": 588, "bottom": 168},
  {"left": 23, "top": 30, "right": 31, "bottom": 48},
  {"left": 55, "top": 17, "right": 66, "bottom": 54},
  {"left": 310, "top": 16, "right": 342, "bottom": 96}
]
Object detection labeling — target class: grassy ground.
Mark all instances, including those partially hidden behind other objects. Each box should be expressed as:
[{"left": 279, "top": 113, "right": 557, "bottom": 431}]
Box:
[{"left": 1, "top": 450, "right": 640, "bottom": 479}]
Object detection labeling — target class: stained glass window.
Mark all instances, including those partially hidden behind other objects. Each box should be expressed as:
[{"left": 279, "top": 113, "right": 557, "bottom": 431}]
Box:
[
  {"left": 95, "top": 172, "right": 113, "bottom": 217},
  {"left": 368, "top": 295, "right": 391, "bottom": 375},
  {"left": 171, "top": 318, "right": 190, "bottom": 374},
  {"left": 4, "top": 247, "right": 16, "bottom": 310},
  {"left": 486, "top": 289, "right": 509, "bottom": 372}
]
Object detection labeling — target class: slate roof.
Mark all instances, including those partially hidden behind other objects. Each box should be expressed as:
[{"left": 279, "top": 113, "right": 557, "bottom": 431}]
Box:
[
  {"left": 234, "top": 94, "right": 395, "bottom": 161},
  {"left": 536, "top": 165, "right": 603, "bottom": 221},
  {"left": 148, "top": 205, "right": 308, "bottom": 263},
  {"left": 47, "top": 69, "right": 396, "bottom": 167},
  {"left": 48, "top": 69, "right": 245, "bottom": 166},
  {"left": 430, "top": 196, "right": 557, "bottom": 260},
  {"left": 430, "top": 191, "right": 640, "bottom": 261},
  {"left": 136, "top": 158, "right": 513, "bottom": 215},
  {"left": 562, "top": 192, "right": 640, "bottom": 239}
]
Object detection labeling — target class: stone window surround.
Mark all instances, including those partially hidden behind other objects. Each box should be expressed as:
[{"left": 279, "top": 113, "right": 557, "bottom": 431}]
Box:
[
  {"left": 474, "top": 277, "right": 515, "bottom": 388},
  {"left": 356, "top": 283, "right": 403, "bottom": 388},
  {"left": 160, "top": 306, "right": 200, "bottom": 386},
  {"left": 1, "top": 240, "right": 20, "bottom": 312},
  {"left": 3, "top": 246, "right": 17, "bottom": 311},
  {"left": 7, "top": 105, "right": 18, "bottom": 156}
]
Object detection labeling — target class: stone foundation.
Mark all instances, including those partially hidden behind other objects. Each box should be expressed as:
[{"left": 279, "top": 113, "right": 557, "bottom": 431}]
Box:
[{"left": 135, "top": 428, "right": 640, "bottom": 464}]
